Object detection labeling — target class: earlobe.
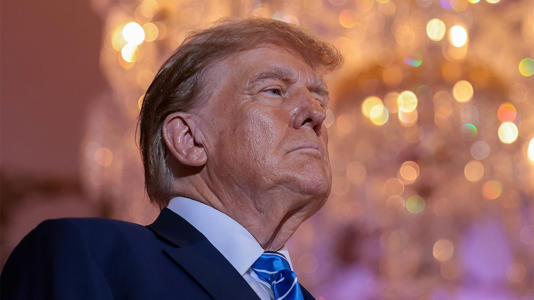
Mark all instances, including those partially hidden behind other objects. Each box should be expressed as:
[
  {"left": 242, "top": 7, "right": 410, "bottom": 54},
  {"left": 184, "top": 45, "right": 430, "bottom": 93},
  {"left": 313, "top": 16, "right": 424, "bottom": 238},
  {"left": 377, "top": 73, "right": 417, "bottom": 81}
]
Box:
[{"left": 162, "top": 112, "right": 207, "bottom": 167}]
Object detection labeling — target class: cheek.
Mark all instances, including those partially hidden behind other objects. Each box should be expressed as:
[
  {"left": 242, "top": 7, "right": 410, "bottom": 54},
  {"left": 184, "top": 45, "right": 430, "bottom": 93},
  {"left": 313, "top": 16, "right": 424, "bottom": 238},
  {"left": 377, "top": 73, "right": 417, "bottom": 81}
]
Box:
[{"left": 238, "top": 108, "right": 285, "bottom": 163}]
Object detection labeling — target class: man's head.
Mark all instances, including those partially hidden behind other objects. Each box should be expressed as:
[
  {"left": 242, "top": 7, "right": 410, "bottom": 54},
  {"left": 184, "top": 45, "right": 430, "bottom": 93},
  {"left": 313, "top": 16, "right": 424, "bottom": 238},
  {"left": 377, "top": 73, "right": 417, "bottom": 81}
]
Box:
[{"left": 139, "top": 18, "right": 342, "bottom": 210}]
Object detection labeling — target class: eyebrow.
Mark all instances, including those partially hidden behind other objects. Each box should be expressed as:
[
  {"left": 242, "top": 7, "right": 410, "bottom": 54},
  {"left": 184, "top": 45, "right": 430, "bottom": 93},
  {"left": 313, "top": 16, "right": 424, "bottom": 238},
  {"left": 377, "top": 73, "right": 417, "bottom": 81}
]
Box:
[
  {"left": 248, "top": 67, "right": 329, "bottom": 97},
  {"left": 248, "top": 68, "right": 296, "bottom": 87}
]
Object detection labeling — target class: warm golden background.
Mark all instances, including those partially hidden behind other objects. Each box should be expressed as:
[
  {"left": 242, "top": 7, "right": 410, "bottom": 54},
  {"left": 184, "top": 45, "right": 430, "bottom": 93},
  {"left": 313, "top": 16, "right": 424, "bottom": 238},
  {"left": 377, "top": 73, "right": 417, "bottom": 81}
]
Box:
[{"left": 1, "top": 0, "right": 534, "bottom": 299}]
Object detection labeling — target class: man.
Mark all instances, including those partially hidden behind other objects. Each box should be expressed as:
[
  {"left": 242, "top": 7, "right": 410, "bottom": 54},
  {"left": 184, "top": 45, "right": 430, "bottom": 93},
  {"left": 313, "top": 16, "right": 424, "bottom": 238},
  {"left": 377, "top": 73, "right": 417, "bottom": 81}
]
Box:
[{"left": 1, "top": 18, "right": 342, "bottom": 299}]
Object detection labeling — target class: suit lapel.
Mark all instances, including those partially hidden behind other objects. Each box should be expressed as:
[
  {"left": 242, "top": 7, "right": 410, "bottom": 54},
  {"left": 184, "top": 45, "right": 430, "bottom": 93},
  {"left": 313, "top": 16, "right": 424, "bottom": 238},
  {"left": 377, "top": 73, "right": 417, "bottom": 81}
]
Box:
[{"left": 148, "top": 208, "right": 260, "bottom": 300}]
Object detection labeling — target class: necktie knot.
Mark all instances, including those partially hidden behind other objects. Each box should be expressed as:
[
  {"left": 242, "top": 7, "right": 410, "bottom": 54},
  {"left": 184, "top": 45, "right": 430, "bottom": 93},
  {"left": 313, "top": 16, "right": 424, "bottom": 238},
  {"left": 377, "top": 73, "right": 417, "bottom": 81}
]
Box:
[{"left": 252, "top": 251, "right": 304, "bottom": 300}]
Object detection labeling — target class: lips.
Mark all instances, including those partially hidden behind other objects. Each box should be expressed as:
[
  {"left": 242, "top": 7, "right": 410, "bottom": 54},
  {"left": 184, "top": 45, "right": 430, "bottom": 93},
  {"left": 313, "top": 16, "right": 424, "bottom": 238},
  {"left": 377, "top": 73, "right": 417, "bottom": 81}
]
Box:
[{"left": 290, "top": 143, "right": 324, "bottom": 156}]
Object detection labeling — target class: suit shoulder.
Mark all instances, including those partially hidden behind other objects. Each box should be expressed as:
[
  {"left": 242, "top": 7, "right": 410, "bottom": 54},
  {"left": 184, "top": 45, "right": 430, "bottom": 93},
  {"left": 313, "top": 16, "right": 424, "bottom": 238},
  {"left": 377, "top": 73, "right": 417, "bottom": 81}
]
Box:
[
  {"left": 10, "top": 217, "right": 154, "bottom": 258},
  {"left": 36, "top": 216, "right": 147, "bottom": 234}
]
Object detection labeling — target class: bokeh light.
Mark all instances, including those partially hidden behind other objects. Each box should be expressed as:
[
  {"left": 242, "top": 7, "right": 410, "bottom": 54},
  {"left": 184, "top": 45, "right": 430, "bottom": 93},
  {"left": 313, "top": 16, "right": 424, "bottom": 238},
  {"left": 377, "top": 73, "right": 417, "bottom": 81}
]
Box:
[
  {"left": 405, "top": 195, "right": 425, "bottom": 214},
  {"left": 507, "top": 263, "right": 527, "bottom": 284},
  {"left": 468, "top": 0, "right": 481, "bottom": 3},
  {"left": 440, "top": 0, "right": 453, "bottom": 10},
  {"left": 433, "top": 239, "right": 454, "bottom": 262},
  {"left": 452, "top": 80, "right": 474, "bottom": 103},
  {"left": 518, "top": 58, "right": 534, "bottom": 77},
  {"left": 486, "top": 0, "right": 501, "bottom": 3},
  {"left": 370, "top": 104, "right": 389, "bottom": 126},
  {"left": 397, "top": 90, "right": 418, "bottom": 113},
  {"left": 426, "top": 18, "right": 446, "bottom": 41},
  {"left": 498, "top": 122, "right": 519, "bottom": 144},
  {"left": 122, "top": 22, "right": 145, "bottom": 45},
  {"left": 94, "top": 147, "right": 113, "bottom": 167},
  {"left": 448, "top": 25, "right": 468, "bottom": 47},
  {"left": 464, "top": 160, "right": 484, "bottom": 182},
  {"left": 362, "top": 96, "right": 383, "bottom": 118},
  {"left": 462, "top": 123, "right": 478, "bottom": 139},
  {"left": 399, "top": 161, "right": 420, "bottom": 184},
  {"left": 111, "top": 26, "right": 125, "bottom": 51},
  {"left": 497, "top": 102, "right": 517, "bottom": 122},
  {"left": 384, "top": 178, "right": 405, "bottom": 196},
  {"left": 142, "top": 23, "right": 159, "bottom": 42},
  {"left": 121, "top": 43, "right": 138, "bottom": 63},
  {"left": 403, "top": 56, "right": 422, "bottom": 67},
  {"left": 528, "top": 138, "right": 534, "bottom": 163},
  {"left": 136, "top": 0, "right": 159, "bottom": 18},
  {"left": 470, "top": 140, "right": 491, "bottom": 160},
  {"left": 398, "top": 110, "right": 418, "bottom": 126},
  {"left": 482, "top": 180, "right": 503, "bottom": 200},
  {"left": 339, "top": 9, "right": 357, "bottom": 28}
]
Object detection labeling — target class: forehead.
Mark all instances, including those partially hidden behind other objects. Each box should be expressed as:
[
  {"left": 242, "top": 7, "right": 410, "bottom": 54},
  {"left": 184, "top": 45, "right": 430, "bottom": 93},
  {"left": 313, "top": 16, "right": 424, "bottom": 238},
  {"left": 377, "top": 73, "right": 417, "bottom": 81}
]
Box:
[{"left": 210, "top": 44, "right": 323, "bottom": 85}]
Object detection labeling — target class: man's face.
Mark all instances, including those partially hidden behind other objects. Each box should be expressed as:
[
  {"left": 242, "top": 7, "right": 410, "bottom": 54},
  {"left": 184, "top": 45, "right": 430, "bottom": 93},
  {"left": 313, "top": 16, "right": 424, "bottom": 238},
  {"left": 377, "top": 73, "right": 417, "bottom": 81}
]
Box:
[{"left": 196, "top": 44, "right": 331, "bottom": 214}]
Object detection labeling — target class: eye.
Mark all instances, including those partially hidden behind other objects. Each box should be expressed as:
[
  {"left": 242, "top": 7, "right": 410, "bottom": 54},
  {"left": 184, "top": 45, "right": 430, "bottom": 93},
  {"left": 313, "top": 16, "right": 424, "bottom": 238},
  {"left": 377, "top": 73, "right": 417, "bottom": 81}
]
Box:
[{"left": 263, "top": 87, "right": 283, "bottom": 96}]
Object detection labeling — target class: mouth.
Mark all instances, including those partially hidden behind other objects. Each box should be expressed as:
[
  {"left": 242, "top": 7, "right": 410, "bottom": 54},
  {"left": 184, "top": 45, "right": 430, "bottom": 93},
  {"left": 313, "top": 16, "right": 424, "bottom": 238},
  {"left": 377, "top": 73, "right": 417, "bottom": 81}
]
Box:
[{"left": 290, "top": 143, "right": 324, "bottom": 156}]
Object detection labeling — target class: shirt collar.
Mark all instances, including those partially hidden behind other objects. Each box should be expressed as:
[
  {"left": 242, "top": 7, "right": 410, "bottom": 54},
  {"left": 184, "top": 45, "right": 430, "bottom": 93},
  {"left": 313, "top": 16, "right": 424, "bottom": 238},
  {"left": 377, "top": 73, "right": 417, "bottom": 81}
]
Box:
[{"left": 167, "top": 197, "right": 293, "bottom": 275}]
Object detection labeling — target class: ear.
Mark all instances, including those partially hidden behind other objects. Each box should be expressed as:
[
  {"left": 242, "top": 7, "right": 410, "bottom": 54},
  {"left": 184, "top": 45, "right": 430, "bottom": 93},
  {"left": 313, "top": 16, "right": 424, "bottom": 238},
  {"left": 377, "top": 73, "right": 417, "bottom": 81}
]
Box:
[{"left": 162, "top": 112, "right": 207, "bottom": 167}]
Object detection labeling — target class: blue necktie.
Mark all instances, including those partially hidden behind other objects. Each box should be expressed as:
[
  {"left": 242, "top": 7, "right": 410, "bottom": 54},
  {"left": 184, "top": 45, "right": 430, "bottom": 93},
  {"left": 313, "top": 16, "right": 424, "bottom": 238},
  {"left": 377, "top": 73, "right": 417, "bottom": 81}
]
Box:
[{"left": 251, "top": 251, "right": 304, "bottom": 300}]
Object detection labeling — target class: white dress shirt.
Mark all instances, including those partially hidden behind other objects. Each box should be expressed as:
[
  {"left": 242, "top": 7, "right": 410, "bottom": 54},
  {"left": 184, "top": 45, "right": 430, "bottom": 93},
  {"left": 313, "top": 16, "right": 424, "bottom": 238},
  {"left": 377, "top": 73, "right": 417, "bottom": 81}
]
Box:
[{"left": 167, "top": 197, "right": 293, "bottom": 300}]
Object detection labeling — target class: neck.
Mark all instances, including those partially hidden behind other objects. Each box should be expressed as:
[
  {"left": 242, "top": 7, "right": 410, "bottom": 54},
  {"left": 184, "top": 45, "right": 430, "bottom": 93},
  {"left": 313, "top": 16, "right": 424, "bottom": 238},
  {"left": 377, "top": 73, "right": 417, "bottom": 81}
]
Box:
[{"left": 172, "top": 176, "right": 322, "bottom": 250}]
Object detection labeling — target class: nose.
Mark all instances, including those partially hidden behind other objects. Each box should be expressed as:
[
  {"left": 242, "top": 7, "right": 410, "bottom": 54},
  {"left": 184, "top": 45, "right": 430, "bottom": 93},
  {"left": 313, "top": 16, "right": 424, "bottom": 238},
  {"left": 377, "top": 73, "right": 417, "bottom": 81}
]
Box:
[{"left": 290, "top": 89, "right": 326, "bottom": 136}]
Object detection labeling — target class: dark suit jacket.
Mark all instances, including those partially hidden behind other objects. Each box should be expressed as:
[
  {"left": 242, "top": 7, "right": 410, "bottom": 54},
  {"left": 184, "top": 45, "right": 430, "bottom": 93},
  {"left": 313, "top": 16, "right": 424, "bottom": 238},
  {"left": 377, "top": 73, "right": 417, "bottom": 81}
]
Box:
[{"left": 1, "top": 208, "right": 315, "bottom": 300}]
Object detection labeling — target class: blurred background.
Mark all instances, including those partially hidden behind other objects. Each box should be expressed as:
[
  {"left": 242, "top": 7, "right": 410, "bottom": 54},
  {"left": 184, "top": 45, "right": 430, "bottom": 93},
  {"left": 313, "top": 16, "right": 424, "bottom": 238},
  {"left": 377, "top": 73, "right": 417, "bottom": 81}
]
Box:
[{"left": 1, "top": 0, "right": 533, "bottom": 299}]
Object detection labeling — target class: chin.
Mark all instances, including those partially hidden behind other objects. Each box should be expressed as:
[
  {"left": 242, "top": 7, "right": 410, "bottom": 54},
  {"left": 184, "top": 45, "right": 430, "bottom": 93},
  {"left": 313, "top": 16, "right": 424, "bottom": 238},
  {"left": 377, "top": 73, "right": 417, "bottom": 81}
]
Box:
[
  {"left": 293, "top": 168, "right": 332, "bottom": 200},
  {"left": 276, "top": 158, "right": 332, "bottom": 203}
]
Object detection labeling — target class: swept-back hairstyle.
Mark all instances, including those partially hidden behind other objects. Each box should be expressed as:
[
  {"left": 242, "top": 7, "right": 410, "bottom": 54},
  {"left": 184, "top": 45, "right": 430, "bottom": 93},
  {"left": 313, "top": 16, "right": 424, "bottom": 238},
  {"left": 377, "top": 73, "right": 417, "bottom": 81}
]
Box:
[{"left": 138, "top": 18, "right": 343, "bottom": 207}]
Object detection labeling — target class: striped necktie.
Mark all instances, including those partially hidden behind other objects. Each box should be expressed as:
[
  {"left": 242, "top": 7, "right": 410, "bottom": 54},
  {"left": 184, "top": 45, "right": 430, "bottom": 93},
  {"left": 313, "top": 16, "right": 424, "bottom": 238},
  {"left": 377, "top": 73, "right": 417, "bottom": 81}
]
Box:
[{"left": 251, "top": 251, "right": 304, "bottom": 300}]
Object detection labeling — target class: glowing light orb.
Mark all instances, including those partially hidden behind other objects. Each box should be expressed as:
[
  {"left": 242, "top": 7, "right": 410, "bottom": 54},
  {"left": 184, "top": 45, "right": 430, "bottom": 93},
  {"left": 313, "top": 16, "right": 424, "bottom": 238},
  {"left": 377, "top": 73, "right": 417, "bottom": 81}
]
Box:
[
  {"left": 507, "top": 263, "right": 527, "bottom": 284},
  {"left": 518, "top": 58, "right": 534, "bottom": 77},
  {"left": 482, "top": 180, "right": 503, "bottom": 200},
  {"left": 528, "top": 138, "right": 534, "bottom": 163},
  {"left": 370, "top": 104, "right": 389, "bottom": 126},
  {"left": 462, "top": 123, "right": 478, "bottom": 138},
  {"left": 384, "top": 178, "right": 404, "bottom": 196},
  {"left": 399, "top": 161, "right": 420, "bottom": 184},
  {"left": 464, "top": 160, "right": 484, "bottom": 182},
  {"left": 470, "top": 140, "right": 490, "bottom": 160},
  {"left": 468, "top": 0, "right": 480, "bottom": 3},
  {"left": 111, "top": 27, "right": 124, "bottom": 51},
  {"left": 452, "top": 80, "right": 474, "bottom": 103},
  {"left": 497, "top": 102, "right": 517, "bottom": 122},
  {"left": 426, "top": 18, "right": 446, "bottom": 41},
  {"left": 448, "top": 25, "right": 468, "bottom": 47},
  {"left": 403, "top": 56, "right": 422, "bottom": 67},
  {"left": 405, "top": 195, "right": 425, "bottom": 214},
  {"left": 121, "top": 43, "right": 138, "bottom": 62},
  {"left": 440, "top": 0, "right": 453, "bottom": 9},
  {"left": 486, "top": 0, "right": 500, "bottom": 3},
  {"left": 498, "top": 122, "right": 519, "bottom": 144},
  {"left": 122, "top": 22, "right": 146, "bottom": 45},
  {"left": 339, "top": 9, "right": 357, "bottom": 28},
  {"left": 362, "top": 96, "right": 383, "bottom": 118},
  {"left": 433, "top": 239, "right": 454, "bottom": 262},
  {"left": 397, "top": 90, "right": 418, "bottom": 113},
  {"left": 142, "top": 23, "right": 159, "bottom": 42}
]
